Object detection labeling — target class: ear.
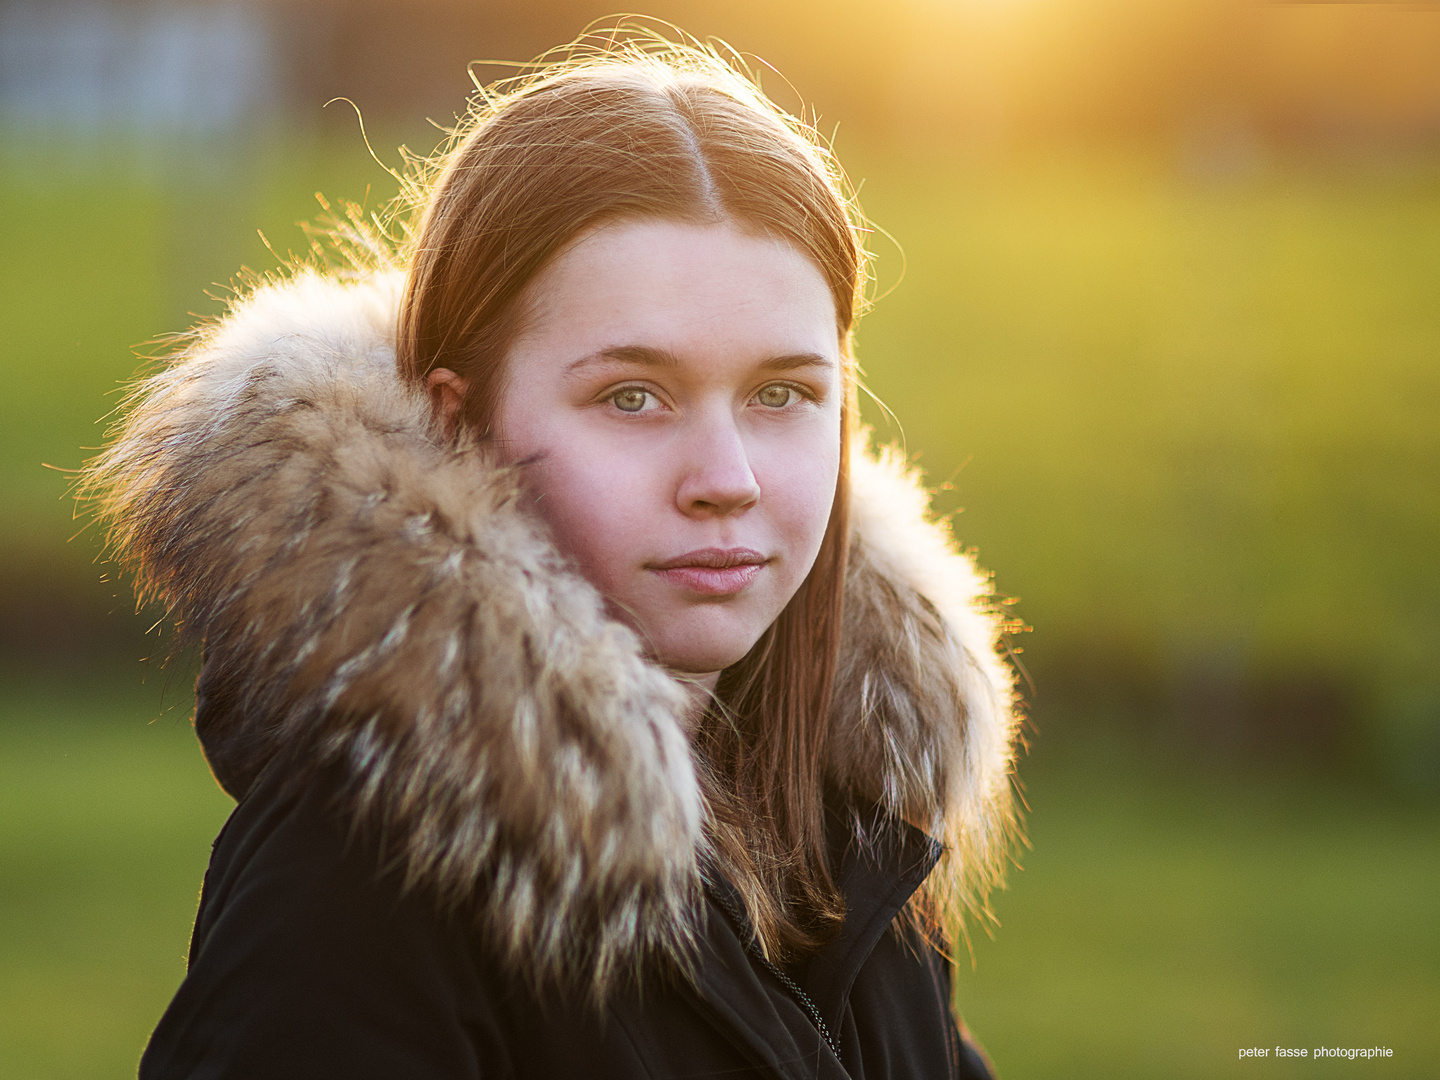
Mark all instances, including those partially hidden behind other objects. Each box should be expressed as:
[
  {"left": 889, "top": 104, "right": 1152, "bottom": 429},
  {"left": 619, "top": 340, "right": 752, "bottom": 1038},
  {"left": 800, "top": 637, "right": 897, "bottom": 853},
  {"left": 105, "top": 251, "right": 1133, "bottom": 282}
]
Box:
[{"left": 425, "top": 368, "right": 470, "bottom": 439}]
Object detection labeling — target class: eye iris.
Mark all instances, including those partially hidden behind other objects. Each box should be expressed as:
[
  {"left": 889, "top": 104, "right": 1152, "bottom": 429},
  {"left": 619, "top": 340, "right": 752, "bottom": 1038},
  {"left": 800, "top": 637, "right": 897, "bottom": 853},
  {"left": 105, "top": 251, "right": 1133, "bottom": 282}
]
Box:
[
  {"left": 759, "top": 385, "right": 791, "bottom": 408},
  {"left": 615, "top": 389, "right": 647, "bottom": 413}
]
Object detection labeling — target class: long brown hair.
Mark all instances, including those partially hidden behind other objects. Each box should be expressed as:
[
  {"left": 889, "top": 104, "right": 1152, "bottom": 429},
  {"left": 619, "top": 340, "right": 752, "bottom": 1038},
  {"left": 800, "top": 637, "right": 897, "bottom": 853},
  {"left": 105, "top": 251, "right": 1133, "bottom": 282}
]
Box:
[{"left": 395, "top": 28, "right": 869, "bottom": 960}]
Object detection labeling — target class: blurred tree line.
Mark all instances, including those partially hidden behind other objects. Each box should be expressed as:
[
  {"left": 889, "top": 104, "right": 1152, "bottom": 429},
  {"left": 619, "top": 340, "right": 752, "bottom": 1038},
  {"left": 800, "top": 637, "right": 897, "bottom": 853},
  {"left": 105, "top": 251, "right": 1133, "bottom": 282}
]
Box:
[{"left": 261, "top": 0, "right": 1440, "bottom": 151}]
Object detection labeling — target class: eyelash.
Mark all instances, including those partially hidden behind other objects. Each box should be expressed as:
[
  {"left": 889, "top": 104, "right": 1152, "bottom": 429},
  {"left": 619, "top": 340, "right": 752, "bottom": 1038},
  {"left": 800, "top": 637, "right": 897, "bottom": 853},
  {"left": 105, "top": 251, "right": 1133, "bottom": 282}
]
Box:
[{"left": 605, "top": 381, "right": 816, "bottom": 415}]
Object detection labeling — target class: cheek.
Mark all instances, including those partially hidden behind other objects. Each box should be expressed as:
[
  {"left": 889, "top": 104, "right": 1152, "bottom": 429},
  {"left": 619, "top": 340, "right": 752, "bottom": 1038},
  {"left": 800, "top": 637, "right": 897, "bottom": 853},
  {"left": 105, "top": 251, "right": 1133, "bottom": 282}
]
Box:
[
  {"left": 756, "top": 434, "right": 841, "bottom": 565},
  {"left": 518, "top": 442, "right": 659, "bottom": 588},
  {"left": 496, "top": 394, "right": 647, "bottom": 586}
]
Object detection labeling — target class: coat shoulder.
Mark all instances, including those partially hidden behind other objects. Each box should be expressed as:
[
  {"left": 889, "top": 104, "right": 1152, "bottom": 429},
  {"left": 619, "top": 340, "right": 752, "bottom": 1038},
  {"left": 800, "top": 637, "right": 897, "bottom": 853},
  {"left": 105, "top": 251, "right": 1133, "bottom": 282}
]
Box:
[{"left": 142, "top": 765, "right": 505, "bottom": 1080}]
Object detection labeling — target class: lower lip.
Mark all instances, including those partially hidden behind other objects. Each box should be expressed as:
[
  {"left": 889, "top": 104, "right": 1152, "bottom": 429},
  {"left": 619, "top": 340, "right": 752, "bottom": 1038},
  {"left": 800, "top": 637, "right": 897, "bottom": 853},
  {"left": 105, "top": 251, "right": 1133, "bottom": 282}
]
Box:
[{"left": 653, "top": 563, "right": 764, "bottom": 596}]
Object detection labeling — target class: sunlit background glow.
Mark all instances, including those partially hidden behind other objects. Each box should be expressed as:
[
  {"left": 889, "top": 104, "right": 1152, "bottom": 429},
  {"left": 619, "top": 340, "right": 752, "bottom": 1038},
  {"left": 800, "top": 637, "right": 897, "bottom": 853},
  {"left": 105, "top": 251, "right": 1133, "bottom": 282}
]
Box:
[{"left": 2, "top": 1, "right": 1437, "bottom": 1076}]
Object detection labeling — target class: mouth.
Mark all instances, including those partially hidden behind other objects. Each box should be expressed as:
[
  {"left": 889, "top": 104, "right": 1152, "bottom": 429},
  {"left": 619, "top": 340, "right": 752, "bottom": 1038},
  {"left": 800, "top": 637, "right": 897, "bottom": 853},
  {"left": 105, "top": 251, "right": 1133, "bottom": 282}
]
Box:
[{"left": 647, "top": 547, "right": 768, "bottom": 597}]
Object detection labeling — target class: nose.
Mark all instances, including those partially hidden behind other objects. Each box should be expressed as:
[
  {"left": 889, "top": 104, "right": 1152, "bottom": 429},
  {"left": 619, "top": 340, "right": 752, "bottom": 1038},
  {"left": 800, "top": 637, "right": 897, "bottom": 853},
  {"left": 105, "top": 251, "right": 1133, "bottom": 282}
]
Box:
[{"left": 675, "top": 411, "right": 760, "bottom": 518}]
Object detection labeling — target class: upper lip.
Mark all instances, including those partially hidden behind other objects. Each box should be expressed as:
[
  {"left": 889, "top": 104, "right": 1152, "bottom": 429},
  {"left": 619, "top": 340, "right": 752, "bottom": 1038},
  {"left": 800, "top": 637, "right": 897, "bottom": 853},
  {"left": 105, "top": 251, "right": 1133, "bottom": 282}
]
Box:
[{"left": 648, "top": 547, "right": 767, "bottom": 570}]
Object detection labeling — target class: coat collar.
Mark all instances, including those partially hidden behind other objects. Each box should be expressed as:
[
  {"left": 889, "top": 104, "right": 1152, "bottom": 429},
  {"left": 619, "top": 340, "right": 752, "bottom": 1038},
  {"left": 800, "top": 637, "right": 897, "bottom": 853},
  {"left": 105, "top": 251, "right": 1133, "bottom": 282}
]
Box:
[
  {"left": 699, "top": 803, "right": 941, "bottom": 1078},
  {"left": 81, "top": 268, "right": 1021, "bottom": 991}
]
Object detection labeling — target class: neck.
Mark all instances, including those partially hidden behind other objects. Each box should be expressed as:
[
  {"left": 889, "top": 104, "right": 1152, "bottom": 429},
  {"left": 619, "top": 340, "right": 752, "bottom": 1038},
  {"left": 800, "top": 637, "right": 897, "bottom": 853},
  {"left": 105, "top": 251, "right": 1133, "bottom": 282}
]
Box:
[{"left": 671, "top": 670, "right": 721, "bottom": 733}]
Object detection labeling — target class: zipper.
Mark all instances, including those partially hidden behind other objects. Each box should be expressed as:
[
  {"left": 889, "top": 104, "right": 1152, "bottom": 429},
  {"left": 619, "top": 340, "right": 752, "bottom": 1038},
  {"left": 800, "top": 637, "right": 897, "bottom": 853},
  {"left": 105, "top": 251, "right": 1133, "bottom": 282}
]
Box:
[{"left": 711, "top": 888, "right": 844, "bottom": 1066}]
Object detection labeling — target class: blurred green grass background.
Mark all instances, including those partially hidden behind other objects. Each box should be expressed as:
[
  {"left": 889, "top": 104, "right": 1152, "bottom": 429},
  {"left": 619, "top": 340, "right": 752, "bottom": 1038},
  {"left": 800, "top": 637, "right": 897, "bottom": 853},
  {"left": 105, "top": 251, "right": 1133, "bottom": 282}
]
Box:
[{"left": 3, "top": 131, "right": 1438, "bottom": 1077}]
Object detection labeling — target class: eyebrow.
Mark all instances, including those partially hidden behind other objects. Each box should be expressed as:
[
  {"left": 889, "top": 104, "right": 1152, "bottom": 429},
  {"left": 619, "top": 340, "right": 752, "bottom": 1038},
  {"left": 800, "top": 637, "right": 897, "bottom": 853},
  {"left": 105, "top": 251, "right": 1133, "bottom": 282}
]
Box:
[{"left": 566, "top": 345, "right": 834, "bottom": 375}]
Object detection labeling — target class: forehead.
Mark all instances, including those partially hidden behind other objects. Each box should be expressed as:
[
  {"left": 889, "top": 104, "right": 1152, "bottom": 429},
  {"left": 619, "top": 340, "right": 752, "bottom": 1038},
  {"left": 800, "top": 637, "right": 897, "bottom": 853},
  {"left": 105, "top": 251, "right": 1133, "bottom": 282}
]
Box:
[{"left": 513, "top": 218, "right": 841, "bottom": 367}]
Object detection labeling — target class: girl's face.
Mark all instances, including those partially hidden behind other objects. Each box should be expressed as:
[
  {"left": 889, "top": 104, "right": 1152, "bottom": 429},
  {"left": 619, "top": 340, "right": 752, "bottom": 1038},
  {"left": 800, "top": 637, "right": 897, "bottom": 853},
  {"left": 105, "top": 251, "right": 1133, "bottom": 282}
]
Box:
[{"left": 490, "top": 218, "right": 843, "bottom": 688}]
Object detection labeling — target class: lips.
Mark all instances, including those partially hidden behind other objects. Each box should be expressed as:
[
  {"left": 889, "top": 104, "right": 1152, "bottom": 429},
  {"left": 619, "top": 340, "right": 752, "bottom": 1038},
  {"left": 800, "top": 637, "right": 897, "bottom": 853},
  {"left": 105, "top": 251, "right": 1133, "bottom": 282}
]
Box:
[{"left": 647, "top": 547, "right": 767, "bottom": 596}]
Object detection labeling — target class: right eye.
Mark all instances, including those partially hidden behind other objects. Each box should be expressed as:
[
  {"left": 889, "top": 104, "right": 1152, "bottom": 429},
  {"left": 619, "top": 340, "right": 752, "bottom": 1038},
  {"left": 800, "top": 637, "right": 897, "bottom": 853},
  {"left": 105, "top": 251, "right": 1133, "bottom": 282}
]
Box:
[{"left": 611, "top": 388, "right": 653, "bottom": 413}]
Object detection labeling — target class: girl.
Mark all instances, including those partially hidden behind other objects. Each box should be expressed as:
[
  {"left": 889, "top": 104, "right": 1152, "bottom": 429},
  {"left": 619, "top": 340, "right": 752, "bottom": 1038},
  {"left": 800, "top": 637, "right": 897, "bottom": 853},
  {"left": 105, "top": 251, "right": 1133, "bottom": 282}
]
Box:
[{"left": 85, "top": 28, "right": 1020, "bottom": 1080}]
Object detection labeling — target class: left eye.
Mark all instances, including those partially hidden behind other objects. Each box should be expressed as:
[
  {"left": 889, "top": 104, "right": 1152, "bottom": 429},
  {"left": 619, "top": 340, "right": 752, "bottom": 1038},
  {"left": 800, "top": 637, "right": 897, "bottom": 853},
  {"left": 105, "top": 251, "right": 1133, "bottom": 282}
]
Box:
[
  {"left": 756, "top": 384, "right": 795, "bottom": 408},
  {"left": 611, "top": 388, "right": 652, "bottom": 413}
]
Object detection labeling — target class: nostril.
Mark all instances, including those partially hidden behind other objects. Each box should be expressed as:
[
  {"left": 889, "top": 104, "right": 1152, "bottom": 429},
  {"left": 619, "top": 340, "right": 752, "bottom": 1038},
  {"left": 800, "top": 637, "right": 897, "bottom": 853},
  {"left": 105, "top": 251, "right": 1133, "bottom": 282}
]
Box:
[{"left": 678, "top": 466, "right": 760, "bottom": 516}]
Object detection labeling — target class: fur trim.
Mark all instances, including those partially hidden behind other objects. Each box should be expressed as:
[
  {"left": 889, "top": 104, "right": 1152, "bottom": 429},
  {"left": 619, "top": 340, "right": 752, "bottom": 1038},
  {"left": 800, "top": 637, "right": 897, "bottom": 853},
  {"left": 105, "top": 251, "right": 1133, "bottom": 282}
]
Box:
[
  {"left": 839, "top": 444, "right": 1022, "bottom": 937},
  {"left": 81, "top": 270, "right": 1020, "bottom": 988}
]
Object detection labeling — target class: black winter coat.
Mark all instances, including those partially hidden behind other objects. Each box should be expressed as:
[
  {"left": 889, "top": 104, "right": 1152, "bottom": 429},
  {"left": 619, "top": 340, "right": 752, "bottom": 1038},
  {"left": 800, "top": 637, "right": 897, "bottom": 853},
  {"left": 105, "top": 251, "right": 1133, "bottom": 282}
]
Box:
[
  {"left": 142, "top": 761, "right": 996, "bottom": 1079},
  {"left": 85, "top": 271, "right": 1021, "bottom": 1079}
]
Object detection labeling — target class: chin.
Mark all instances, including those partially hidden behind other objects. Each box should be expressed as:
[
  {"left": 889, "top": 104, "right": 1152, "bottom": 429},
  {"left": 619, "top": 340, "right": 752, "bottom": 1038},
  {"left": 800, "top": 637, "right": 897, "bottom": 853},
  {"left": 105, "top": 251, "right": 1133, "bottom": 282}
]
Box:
[
  {"left": 644, "top": 609, "right": 768, "bottom": 677},
  {"left": 653, "top": 642, "right": 753, "bottom": 678}
]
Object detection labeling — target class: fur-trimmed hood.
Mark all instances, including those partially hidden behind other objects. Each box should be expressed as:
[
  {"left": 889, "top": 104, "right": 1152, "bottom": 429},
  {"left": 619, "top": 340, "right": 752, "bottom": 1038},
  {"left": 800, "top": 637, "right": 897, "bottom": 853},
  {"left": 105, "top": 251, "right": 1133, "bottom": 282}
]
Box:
[{"left": 82, "top": 270, "right": 1021, "bottom": 989}]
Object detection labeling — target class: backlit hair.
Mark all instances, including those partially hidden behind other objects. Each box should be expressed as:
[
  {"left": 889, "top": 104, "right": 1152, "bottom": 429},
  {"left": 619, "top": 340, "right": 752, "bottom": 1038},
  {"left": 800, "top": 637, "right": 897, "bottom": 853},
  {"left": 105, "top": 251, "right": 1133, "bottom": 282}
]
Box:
[{"left": 395, "top": 26, "right": 869, "bottom": 961}]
